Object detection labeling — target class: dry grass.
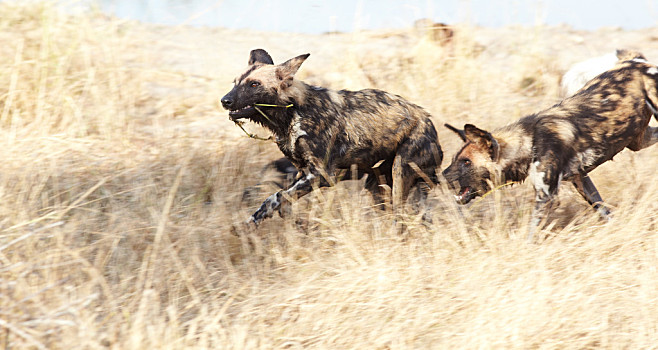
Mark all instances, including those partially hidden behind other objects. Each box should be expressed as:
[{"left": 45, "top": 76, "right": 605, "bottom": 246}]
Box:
[{"left": 2, "top": 2, "right": 658, "bottom": 349}]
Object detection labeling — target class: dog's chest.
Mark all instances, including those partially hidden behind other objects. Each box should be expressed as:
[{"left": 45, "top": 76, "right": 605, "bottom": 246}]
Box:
[{"left": 276, "top": 113, "right": 309, "bottom": 161}]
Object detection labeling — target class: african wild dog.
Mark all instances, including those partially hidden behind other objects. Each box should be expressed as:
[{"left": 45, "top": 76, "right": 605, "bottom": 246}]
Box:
[
  {"left": 443, "top": 55, "right": 658, "bottom": 240},
  {"left": 221, "top": 49, "right": 443, "bottom": 226}
]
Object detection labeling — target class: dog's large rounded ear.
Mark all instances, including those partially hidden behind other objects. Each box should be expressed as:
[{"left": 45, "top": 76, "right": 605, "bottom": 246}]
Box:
[
  {"left": 248, "top": 49, "right": 274, "bottom": 65},
  {"left": 444, "top": 123, "right": 467, "bottom": 142},
  {"left": 464, "top": 124, "right": 500, "bottom": 161},
  {"left": 276, "top": 53, "right": 310, "bottom": 88}
]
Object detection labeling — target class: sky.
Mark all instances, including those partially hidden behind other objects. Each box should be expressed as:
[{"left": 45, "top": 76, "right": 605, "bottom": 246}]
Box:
[{"left": 89, "top": 0, "right": 657, "bottom": 33}]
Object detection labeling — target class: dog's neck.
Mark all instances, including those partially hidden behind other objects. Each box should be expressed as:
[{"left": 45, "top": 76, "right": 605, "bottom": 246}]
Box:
[
  {"left": 493, "top": 121, "right": 534, "bottom": 183},
  {"left": 255, "top": 80, "right": 311, "bottom": 140}
]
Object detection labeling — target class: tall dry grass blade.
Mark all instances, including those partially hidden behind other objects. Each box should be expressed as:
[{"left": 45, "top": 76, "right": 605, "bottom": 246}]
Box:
[{"left": 0, "top": 318, "right": 47, "bottom": 350}]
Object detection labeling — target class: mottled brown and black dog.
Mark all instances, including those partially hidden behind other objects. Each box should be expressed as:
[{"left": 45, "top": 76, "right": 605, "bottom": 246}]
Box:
[
  {"left": 221, "top": 49, "right": 443, "bottom": 226},
  {"left": 443, "top": 56, "right": 658, "bottom": 240}
]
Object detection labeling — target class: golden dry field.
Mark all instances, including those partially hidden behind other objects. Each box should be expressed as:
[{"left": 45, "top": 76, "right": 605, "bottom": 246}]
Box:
[{"left": 2, "top": 2, "right": 658, "bottom": 349}]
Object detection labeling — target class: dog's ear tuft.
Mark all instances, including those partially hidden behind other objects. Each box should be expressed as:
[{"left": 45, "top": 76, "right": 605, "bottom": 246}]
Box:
[
  {"left": 444, "top": 123, "right": 467, "bottom": 142},
  {"left": 276, "top": 53, "right": 310, "bottom": 88},
  {"left": 248, "top": 49, "right": 274, "bottom": 65},
  {"left": 464, "top": 124, "right": 500, "bottom": 161}
]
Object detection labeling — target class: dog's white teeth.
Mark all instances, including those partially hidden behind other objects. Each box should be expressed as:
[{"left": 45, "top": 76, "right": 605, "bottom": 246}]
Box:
[
  {"left": 454, "top": 194, "right": 463, "bottom": 201},
  {"left": 230, "top": 105, "right": 252, "bottom": 113}
]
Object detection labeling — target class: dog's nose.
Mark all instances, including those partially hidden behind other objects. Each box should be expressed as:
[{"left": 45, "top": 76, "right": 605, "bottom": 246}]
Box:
[{"left": 221, "top": 96, "right": 233, "bottom": 109}]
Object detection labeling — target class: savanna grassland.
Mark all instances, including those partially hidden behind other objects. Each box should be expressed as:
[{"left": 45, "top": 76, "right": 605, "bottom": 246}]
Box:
[{"left": 2, "top": 2, "right": 658, "bottom": 349}]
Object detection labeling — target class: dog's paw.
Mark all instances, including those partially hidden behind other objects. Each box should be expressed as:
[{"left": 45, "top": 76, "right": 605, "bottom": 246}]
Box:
[
  {"left": 229, "top": 217, "right": 259, "bottom": 236},
  {"left": 245, "top": 216, "right": 260, "bottom": 229}
]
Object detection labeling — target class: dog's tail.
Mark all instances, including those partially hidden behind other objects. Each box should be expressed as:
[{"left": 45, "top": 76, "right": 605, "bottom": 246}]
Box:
[
  {"left": 643, "top": 64, "right": 658, "bottom": 121},
  {"left": 645, "top": 86, "right": 658, "bottom": 122},
  {"left": 646, "top": 96, "right": 658, "bottom": 121}
]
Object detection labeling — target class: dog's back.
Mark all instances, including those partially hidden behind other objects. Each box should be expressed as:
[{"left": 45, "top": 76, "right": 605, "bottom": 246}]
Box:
[{"left": 296, "top": 87, "right": 441, "bottom": 173}]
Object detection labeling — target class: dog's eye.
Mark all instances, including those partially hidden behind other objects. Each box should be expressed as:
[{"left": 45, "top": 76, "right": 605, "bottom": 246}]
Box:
[
  {"left": 250, "top": 81, "right": 261, "bottom": 88},
  {"left": 461, "top": 159, "right": 472, "bottom": 167}
]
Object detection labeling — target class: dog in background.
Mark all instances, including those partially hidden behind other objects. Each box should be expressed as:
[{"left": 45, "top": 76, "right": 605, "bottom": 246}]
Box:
[
  {"left": 221, "top": 49, "right": 443, "bottom": 226},
  {"left": 560, "top": 49, "right": 645, "bottom": 97},
  {"left": 443, "top": 55, "right": 658, "bottom": 240}
]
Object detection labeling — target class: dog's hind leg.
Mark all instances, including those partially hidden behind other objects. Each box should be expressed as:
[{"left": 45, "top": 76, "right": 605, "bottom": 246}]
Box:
[
  {"left": 571, "top": 173, "right": 612, "bottom": 221},
  {"left": 394, "top": 137, "right": 441, "bottom": 200},
  {"left": 392, "top": 155, "right": 405, "bottom": 212},
  {"left": 528, "top": 190, "right": 553, "bottom": 243},
  {"left": 392, "top": 137, "right": 441, "bottom": 225}
]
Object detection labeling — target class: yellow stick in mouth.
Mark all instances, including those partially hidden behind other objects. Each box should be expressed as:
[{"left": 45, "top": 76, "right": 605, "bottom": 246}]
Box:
[
  {"left": 233, "top": 120, "right": 272, "bottom": 141},
  {"left": 471, "top": 182, "right": 515, "bottom": 206},
  {"left": 231, "top": 103, "right": 293, "bottom": 141},
  {"left": 253, "top": 103, "right": 294, "bottom": 108}
]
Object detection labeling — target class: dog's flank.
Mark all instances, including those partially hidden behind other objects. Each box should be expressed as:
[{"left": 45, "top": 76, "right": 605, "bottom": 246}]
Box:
[
  {"left": 444, "top": 56, "right": 658, "bottom": 240},
  {"left": 222, "top": 49, "right": 443, "bottom": 226}
]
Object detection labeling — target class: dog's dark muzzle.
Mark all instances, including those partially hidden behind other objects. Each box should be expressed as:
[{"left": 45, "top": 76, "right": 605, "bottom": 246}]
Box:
[
  {"left": 221, "top": 90, "right": 236, "bottom": 110},
  {"left": 442, "top": 168, "right": 476, "bottom": 204},
  {"left": 221, "top": 90, "right": 257, "bottom": 120}
]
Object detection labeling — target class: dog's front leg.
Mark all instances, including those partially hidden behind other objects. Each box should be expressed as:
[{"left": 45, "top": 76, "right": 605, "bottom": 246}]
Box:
[
  {"left": 528, "top": 189, "right": 553, "bottom": 243},
  {"left": 527, "top": 160, "right": 560, "bottom": 242},
  {"left": 247, "top": 172, "right": 317, "bottom": 226}
]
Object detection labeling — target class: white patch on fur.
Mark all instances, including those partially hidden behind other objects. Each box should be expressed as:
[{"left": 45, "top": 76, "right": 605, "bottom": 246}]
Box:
[
  {"left": 339, "top": 144, "right": 348, "bottom": 157},
  {"left": 249, "top": 191, "right": 282, "bottom": 224},
  {"left": 285, "top": 173, "right": 315, "bottom": 194},
  {"left": 632, "top": 58, "right": 648, "bottom": 63},
  {"left": 290, "top": 112, "right": 307, "bottom": 151},
  {"left": 595, "top": 205, "right": 612, "bottom": 221},
  {"left": 647, "top": 66, "right": 658, "bottom": 75},
  {"left": 293, "top": 120, "right": 307, "bottom": 137},
  {"left": 528, "top": 161, "right": 550, "bottom": 196},
  {"left": 266, "top": 192, "right": 280, "bottom": 207},
  {"left": 647, "top": 100, "right": 658, "bottom": 115}
]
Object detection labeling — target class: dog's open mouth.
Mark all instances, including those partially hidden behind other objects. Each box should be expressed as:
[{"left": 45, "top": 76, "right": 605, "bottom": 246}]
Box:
[
  {"left": 454, "top": 186, "right": 475, "bottom": 204},
  {"left": 228, "top": 105, "right": 255, "bottom": 120}
]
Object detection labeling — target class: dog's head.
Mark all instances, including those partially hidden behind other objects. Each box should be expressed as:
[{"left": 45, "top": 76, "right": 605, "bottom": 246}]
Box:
[
  {"left": 221, "top": 49, "right": 309, "bottom": 123},
  {"left": 442, "top": 123, "right": 501, "bottom": 204},
  {"left": 615, "top": 48, "right": 646, "bottom": 62}
]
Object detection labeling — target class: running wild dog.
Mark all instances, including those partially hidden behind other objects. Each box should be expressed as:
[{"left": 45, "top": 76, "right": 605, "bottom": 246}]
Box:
[
  {"left": 221, "top": 49, "right": 443, "bottom": 227},
  {"left": 443, "top": 55, "right": 658, "bottom": 240}
]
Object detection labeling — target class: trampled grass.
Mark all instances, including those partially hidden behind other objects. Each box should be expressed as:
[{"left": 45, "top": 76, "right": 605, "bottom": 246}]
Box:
[{"left": 1, "top": 2, "right": 658, "bottom": 349}]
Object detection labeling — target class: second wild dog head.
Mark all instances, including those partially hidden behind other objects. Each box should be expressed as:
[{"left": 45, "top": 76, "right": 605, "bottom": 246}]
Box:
[
  {"left": 442, "top": 124, "right": 501, "bottom": 204},
  {"left": 221, "top": 49, "right": 309, "bottom": 125}
]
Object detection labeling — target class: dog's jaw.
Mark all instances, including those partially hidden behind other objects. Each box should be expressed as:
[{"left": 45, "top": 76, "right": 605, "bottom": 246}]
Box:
[
  {"left": 228, "top": 105, "right": 256, "bottom": 120},
  {"left": 454, "top": 186, "right": 475, "bottom": 204}
]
